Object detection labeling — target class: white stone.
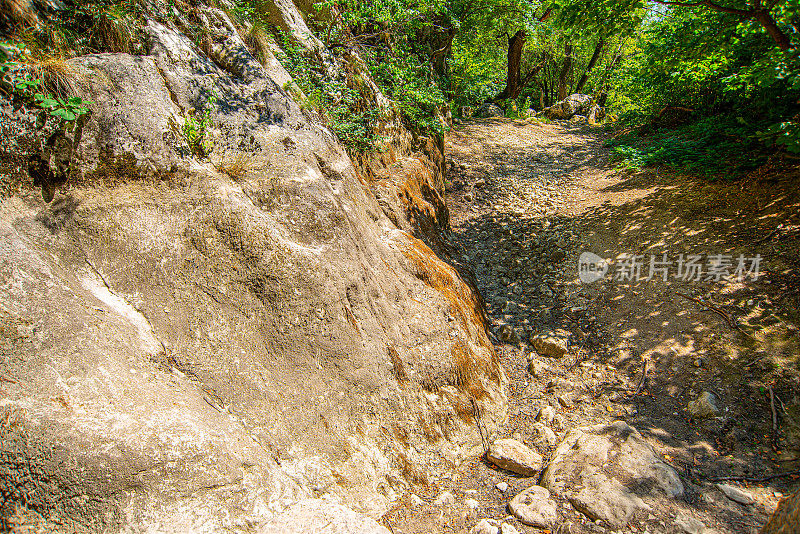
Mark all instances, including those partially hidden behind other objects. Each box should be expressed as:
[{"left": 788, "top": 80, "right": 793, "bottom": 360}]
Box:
[
  {"left": 509, "top": 485, "right": 558, "bottom": 528},
  {"left": 496, "top": 482, "right": 509, "bottom": 492},
  {"left": 537, "top": 405, "right": 556, "bottom": 425},
  {"left": 471, "top": 518, "right": 500, "bottom": 534},
  {"left": 487, "top": 439, "right": 543, "bottom": 477},
  {"left": 435, "top": 491, "right": 455, "bottom": 506},
  {"left": 674, "top": 511, "right": 710, "bottom": 534},
  {"left": 716, "top": 483, "right": 755, "bottom": 505},
  {"left": 531, "top": 422, "right": 558, "bottom": 448}
]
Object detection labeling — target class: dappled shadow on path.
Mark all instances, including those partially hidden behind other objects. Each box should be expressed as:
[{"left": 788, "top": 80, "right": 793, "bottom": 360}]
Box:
[{"left": 446, "top": 117, "right": 800, "bottom": 532}]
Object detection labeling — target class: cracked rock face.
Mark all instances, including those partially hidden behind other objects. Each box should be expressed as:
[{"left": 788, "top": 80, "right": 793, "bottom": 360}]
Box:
[{"left": 0, "top": 7, "right": 506, "bottom": 533}]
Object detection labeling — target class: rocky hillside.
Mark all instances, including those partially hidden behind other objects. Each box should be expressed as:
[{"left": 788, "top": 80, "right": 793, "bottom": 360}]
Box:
[{"left": 0, "top": 1, "right": 505, "bottom": 531}]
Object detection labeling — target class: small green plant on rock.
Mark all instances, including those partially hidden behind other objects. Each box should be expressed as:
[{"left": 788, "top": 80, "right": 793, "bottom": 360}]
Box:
[
  {"left": 276, "top": 35, "right": 386, "bottom": 154},
  {"left": 182, "top": 90, "right": 216, "bottom": 157},
  {"left": 34, "top": 94, "right": 92, "bottom": 121},
  {"left": 1, "top": 61, "right": 93, "bottom": 124}
]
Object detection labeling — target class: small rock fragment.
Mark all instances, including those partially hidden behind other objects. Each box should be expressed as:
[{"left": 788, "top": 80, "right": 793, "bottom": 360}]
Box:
[
  {"left": 674, "top": 511, "right": 710, "bottom": 534},
  {"left": 409, "top": 493, "right": 423, "bottom": 507},
  {"left": 528, "top": 360, "right": 547, "bottom": 378},
  {"left": 509, "top": 485, "right": 558, "bottom": 528},
  {"left": 716, "top": 483, "right": 755, "bottom": 505},
  {"left": 530, "top": 330, "right": 569, "bottom": 358},
  {"left": 498, "top": 324, "right": 520, "bottom": 344},
  {"left": 464, "top": 498, "right": 480, "bottom": 520},
  {"left": 500, "top": 523, "right": 520, "bottom": 534},
  {"left": 530, "top": 422, "right": 558, "bottom": 448},
  {"left": 435, "top": 491, "right": 455, "bottom": 506},
  {"left": 552, "top": 414, "right": 565, "bottom": 431},
  {"left": 537, "top": 405, "right": 556, "bottom": 425},
  {"left": 688, "top": 391, "right": 719, "bottom": 418},
  {"left": 496, "top": 481, "right": 509, "bottom": 493},
  {"left": 487, "top": 439, "right": 543, "bottom": 477},
  {"left": 471, "top": 518, "right": 500, "bottom": 534}
]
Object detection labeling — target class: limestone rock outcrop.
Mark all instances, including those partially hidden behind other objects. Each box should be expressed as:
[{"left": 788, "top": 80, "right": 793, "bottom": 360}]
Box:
[{"left": 0, "top": 4, "right": 505, "bottom": 532}]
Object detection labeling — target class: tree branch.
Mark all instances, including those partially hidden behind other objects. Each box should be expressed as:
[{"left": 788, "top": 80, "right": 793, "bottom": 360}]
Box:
[{"left": 649, "top": 0, "right": 754, "bottom": 16}]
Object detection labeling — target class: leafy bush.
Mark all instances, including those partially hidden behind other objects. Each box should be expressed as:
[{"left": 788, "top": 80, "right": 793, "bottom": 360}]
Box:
[
  {"left": 276, "top": 36, "right": 386, "bottom": 153},
  {"left": 757, "top": 117, "right": 800, "bottom": 154},
  {"left": 312, "top": 0, "right": 449, "bottom": 138},
  {"left": 608, "top": 3, "right": 799, "bottom": 167},
  {"left": 605, "top": 115, "right": 772, "bottom": 176},
  {"left": 35, "top": 93, "right": 92, "bottom": 121}
]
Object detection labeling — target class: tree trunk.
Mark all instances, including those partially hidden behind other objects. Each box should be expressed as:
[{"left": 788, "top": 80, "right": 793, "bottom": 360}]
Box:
[
  {"left": 753, "top": 9, "right": 792, "bottom": 51},
  {"left": 557, "top": 43, "right": 573, "bottom": 101},
  {"left": 574, "top": 37, "right": 604, "bottom": 94},
  {"left": 595, "top": 41, "right": 625, "bottom": 107},
  {"left": 496, "top": 30, "right": 526, "bottom": 100},
  {"left": 430, "top": 25, "right": 457, "bottom": 78}
]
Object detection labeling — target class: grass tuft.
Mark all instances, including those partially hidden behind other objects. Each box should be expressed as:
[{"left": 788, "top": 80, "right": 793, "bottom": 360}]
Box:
[
  {"left": 29, "top": 58, "right": 85, "bottom": 98},
  {"left": 90, "top": 5, "right": 135, "bottom": 54},
  {"left": 1, "top": 0, "right": 38, "bottom": 31},
  {"left": 212, "top": 150, "right": 268, "bottom": 180},
  {"left": 244, "top": 22, "right": 274, "bottom": 67}
]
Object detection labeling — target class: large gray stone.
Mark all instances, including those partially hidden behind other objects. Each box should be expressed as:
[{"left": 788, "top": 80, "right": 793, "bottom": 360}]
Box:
[
  {"left": 542, "top": 94, "right": 595, "bottom": 120},
  {"left": 474, "top": 103, "right": 505, "bottom": 118},
  {"left": 509, "top": 485, "right": 558, "bottom": 528},
  {"left": 541, "top": 421, "right": 683, "bottom": 529}
]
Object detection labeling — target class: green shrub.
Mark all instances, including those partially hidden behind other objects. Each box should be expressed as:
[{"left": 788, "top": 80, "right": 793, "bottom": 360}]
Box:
[
  {"left": 605, "top": 114, "right": 771, "bottom": 176},
  {"left": 276, "top": 35, "right": 385, "bottom": 153}
]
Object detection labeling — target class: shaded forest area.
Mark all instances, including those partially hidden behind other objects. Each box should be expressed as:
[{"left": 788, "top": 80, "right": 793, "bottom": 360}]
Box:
[{"left": 2, "top": 0, "right": 798, "bottom": 177}]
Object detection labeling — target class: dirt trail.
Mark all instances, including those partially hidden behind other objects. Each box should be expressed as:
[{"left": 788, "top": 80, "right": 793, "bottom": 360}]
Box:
[{"left": 386, "top": 118, "right": 800, "bottom": 533}]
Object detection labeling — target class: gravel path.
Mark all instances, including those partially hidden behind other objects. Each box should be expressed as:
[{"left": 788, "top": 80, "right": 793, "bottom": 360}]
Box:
[{"left": 386, "top": 118, "right": 799, "bottom": 534}]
